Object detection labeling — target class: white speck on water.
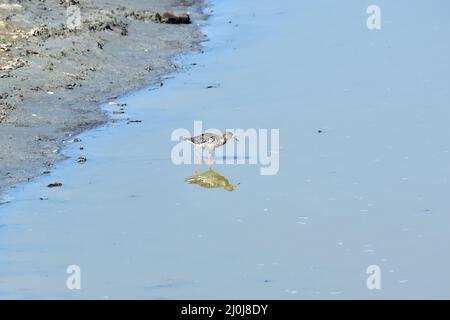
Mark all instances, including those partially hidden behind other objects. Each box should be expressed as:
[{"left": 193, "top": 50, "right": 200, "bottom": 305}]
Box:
[
  {"left": 363, "top": 249, "right": 375, "bottom": 253},
  {"left": 401, "top": 177, "right": 409, "bottom": 181},
  {"left": 197, "top": 234, "right": 203, "bottom": 238},
  {"left": 284, "top": 289, "right": 298, "bottom": 294},
  {"left": 359, "top": 209, "right": 369, "bottom": 213},
  {"left": 381, "top": 258, "right": 388, "bottom": 262},
  {"left": 257, "top": 263, "right": 265, "bottom": 267},
  {"left": 399, "top": 280, "right": 409, "bottom": 284},
  {"left": 337, "top": 242, "right": 344, "bottom": 246},
  {"left": 47, "top": 91, "right": 54, "bottom": 95},
  {"left": 263, "top": 208, "right": 269, "bottom": 212},
  {"left": 297, "top": 221, "right": 307, "bottom": 225},
  {"left": 31, "top": 114, "right": 37, "bottom": 117},
  {"left": 328, "top": 197, "right": 336, "bottom": 201},
  {"left": 389, "top": 269, "right": 395, "bottom": 273},
  {"left": 236, "top": 218, "right": 243, "bottom": 223}
]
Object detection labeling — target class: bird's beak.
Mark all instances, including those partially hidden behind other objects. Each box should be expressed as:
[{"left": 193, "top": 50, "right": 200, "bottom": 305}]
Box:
[{"left": 234, "top": 136, "right": 239, "bottom": 142}]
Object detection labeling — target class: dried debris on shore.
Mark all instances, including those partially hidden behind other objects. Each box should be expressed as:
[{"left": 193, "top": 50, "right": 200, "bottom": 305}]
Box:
[{"left": 126, "top": 11, "right": 191, "bottom": 24}]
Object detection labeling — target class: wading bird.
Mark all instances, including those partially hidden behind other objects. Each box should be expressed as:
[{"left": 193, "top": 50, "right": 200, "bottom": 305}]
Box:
[{"left": 184, "top": 132, "right": 238, "bottom": 165}]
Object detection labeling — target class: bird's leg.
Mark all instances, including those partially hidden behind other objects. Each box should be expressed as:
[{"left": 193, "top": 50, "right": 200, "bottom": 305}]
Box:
[
  {"left": 207, "top": 152, "right": 213, "bottom": 167},
  {"left": 195, "top": 147, "right": 202, "bottom": 166},
  {"left": 194, "top": 160, "right": 201, "bottom": 175}
]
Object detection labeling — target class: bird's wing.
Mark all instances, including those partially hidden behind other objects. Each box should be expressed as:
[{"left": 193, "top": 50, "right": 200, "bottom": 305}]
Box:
[{"left": 190, "top": 133, "right": 216, "bottom": 145}]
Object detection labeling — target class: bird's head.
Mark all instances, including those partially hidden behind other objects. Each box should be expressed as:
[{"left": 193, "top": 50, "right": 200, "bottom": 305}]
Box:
[{"left": 223, "top": 131, "right": 239, "bottom": 142}]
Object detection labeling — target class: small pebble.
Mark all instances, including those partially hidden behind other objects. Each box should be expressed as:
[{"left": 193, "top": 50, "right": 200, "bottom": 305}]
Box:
[
  {"left": 77, "top": 157, "right": 87, "bottom": 164},
  {"left": 47, "top": 182, "right": 62, "bottom": 188}
]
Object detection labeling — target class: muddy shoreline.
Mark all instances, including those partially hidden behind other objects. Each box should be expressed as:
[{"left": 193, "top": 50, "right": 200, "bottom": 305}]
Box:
[{"left": 0, "top": 0, "right": 208, "bottom": 198}]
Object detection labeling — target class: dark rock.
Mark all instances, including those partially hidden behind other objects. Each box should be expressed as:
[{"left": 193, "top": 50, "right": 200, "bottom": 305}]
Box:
[
  {"left": 77, "top": 156, "right": 87, "bottom": 164},
  {"left": 159, "top": 12, "right": 191, "bottom": 24},
  {"left": 47, "top": 182, "right": 63, "bottom": 188}
]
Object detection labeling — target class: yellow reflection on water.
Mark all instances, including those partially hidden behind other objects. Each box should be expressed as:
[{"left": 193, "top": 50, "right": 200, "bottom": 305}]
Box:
[{"left": 185, "top": 168, "right": 237, "bottom": 192}]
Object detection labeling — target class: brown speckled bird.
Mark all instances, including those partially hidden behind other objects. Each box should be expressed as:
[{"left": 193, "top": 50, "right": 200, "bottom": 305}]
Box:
[{"left": 184, "top": 132, "right": 238, "bottom": 164}]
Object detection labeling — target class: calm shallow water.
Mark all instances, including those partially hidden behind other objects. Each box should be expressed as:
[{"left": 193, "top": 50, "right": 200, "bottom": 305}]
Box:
[{"left": 1, "top": 0, "right": 450, "bottom": 299}]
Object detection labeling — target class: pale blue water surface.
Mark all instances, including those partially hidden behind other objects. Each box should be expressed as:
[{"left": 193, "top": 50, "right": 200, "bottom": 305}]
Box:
[{"left": 1, "top": 0, "right": 450, "bottom": 299}]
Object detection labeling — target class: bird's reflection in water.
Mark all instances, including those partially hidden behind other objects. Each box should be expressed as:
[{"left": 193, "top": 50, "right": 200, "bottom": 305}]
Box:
[{"left": 185, "top": 167, "right": 238, "bottom": 192}]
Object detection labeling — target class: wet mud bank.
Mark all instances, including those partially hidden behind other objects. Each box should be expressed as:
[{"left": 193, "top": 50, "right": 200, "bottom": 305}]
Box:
[{"left": 0, "top": 0, "right": 208, "bottom": 196}]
